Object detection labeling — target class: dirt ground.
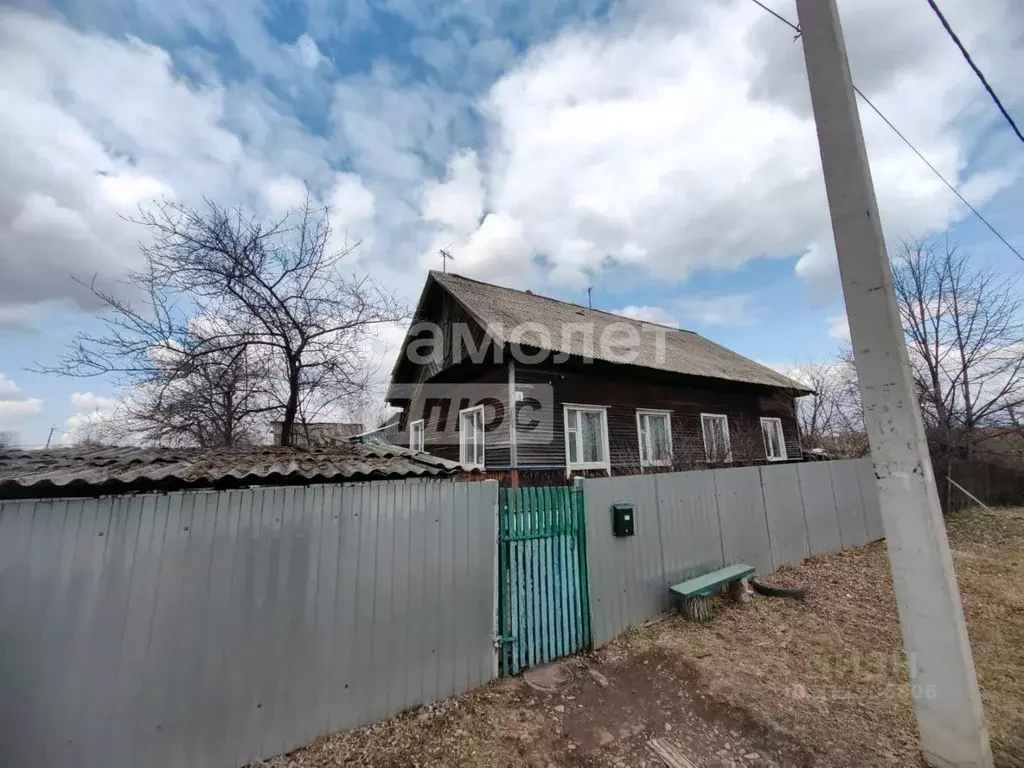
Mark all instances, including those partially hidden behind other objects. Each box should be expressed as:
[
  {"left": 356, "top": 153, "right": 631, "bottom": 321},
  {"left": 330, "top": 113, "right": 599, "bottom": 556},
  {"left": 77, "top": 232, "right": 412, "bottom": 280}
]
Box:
[{"left": 262, "top": 506, "right": 1024, "bottom": 768}]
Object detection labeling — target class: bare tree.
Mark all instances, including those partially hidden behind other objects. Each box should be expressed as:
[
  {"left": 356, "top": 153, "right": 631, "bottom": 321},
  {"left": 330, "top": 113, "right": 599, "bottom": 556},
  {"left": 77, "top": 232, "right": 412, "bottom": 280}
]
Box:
[
  {"left": 125, "top": 344, "right": 269, "bottom": 447},
  {"left": 37, "top": 195, "right": 407, "bottom": 446},
  {"left": 892, "top": 238, "right": 1024, "bottom": 460},
  {"left": 786, "top": 358, "right": 869, "bottom": 459}
]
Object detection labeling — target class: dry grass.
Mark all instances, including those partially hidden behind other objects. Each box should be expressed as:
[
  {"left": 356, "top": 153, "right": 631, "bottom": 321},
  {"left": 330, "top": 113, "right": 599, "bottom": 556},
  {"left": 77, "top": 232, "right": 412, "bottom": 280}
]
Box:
[
  {"left": 947, "top": 507, "right": 1024, "bottom": 766},
  {"left": 624, "top": 505, "right": 1024, "bottom": 767},
  {"left": 264, "top": 506, "right": 1024, "bottom": 767}
]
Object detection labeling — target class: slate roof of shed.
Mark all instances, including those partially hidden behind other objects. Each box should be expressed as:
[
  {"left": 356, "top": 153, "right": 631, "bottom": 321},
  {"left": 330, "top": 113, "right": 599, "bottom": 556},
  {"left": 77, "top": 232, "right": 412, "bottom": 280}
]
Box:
[
  {"left": 0, "top": 443, "right": 468, "bottom": 497},
  {"left": 420, "top": 271, "right": 810, "bottom": 393}
]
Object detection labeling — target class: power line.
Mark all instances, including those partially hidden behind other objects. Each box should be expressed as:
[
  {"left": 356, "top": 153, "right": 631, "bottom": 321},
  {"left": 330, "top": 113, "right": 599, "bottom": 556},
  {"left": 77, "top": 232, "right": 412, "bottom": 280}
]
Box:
[
  {"left": 749, "top": 0, "right": 799, "bottom": 33},
  {"left": 853, "top": 87, "right": 1023, "bottom": 261},
  {"left": 749, "top": 0, "right": 801, "bottom": 36},
  {"left": 923, "top": 0, "right": 1024, "bottom": 145},
  {"left": 746, "top": 0, "right": 1023, "bottom": 263}
]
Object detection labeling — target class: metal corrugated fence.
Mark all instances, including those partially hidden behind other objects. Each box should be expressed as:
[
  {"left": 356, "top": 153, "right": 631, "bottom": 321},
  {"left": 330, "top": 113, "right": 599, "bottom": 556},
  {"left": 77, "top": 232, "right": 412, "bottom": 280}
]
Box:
[
  {"left": 582, "top": 458, "right": 884, "bottom": 647},
  {"left": 0, "top": 480, "right": 498, "bottom": 768}
]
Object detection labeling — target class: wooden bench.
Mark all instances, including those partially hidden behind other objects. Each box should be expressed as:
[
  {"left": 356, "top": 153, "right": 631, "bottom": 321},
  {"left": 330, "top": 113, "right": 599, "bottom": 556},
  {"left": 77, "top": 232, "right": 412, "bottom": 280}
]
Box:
[{"left": 670, "top": 564, "right": 755, "bottom": 621}]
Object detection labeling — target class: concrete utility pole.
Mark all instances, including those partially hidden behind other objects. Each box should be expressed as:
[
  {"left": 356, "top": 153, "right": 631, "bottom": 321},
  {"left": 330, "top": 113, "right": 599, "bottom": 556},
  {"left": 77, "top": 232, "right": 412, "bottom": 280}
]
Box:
[{"left": 794, "top": 1, "right": 992, "bottom": 767}]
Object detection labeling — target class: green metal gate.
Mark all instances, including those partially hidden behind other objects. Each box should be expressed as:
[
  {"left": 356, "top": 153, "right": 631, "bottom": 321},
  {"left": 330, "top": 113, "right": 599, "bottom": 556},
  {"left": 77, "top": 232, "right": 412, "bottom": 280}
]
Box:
[{"left": 498, "top": 486, "right": 591, "bottom": 676}]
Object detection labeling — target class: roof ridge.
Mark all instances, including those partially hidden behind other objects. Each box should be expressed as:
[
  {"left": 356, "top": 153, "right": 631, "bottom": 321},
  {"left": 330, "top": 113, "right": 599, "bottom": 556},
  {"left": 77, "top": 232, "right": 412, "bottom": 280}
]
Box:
[{"left": 432, "top": 270, "right": 696, "bottom": 335}]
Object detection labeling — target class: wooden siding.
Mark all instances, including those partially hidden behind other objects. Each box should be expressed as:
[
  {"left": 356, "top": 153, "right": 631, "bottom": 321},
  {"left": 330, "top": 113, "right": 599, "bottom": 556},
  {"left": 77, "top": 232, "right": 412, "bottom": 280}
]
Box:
[
  {"left": 513, "top": 361, "right": 801, "bottom": 478},
  {"left": 396, "top": 361, "right": 511, "bottom": 469},
  {"left": 401, "top": 288, "right": 496, "bottom": 388}
]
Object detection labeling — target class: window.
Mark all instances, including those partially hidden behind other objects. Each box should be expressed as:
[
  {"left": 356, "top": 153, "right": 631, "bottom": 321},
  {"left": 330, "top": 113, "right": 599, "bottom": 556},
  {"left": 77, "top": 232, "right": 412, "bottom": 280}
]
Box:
[
  {"left": 564, "top": 405, "right": 610, "bottom": 473},
  {"left": 701, "top": 413, "right": 732, "bottom": 463},
  {"left": 760, "top": 417, "right": 787, "bottom": 461},
  {"left": 409, "top": 419, "right": 424, "bottom": 452},
  {"left": 636, "top": 410, "right": 672, "bottom": 467},
  {"left": 459, "top": 406, "right": 485, "bottom": 469}
]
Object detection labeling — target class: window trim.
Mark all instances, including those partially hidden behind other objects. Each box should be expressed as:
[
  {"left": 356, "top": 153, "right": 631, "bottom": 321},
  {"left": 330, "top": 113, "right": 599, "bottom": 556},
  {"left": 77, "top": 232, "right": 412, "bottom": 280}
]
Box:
[
  {"left": 635, "top": 409, "right": 673, "bottom": 469},
  {"left": 563, "top": 404, "right": 611, "bottom": 476},
  {"left": 409, "top": 418, "right": 424, "bottom": 452},
  {"left": 458, "top": 405, "right": 486, "bottom": 470},
  {"left": 700, "top": 412, "right": 732, "bottom": 464},
  {"left": 760, "top": 417, "right": 788, "bottom": 462}
]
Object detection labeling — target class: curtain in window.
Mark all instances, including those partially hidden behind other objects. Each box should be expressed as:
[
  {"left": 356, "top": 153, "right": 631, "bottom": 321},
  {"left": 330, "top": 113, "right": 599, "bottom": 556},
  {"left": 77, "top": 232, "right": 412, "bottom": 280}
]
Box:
[
  {"left": 703, "top": 415, "right": 730, "bottom": 461},
  {"left": 566, "top": 409, "right": 579, "bottom": 464},
  {"left": 761, "top": 419, "right": 784, "bottom": 460},
  {"left": 649, "top": 415, "right": 669, "bottom": 461},
  {"left": 461, "top": 409, "right": 485, "bottom": 466},
  {"left": 581, "top": 411, "right": 603, "bottom": 462},
  {"left": 473, "top": 410, "right": 484, "bottom": 465}
]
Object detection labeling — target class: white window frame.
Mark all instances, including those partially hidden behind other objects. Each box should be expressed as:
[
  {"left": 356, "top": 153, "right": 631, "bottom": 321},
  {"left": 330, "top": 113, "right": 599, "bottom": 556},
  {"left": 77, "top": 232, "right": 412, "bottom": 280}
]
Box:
[
  {"left": 760, "top": 417, "right": 788, "bottom": 462},
  {"left": 635, "top": 409, "right": 673, "bottom": 469},
  {"left": 563, "top": 404, "right": 611, "bottom": 476},
  {"left": 700, "top": 413, "right": 732, "bottom": 464},
  {"left": 409, "top": 418, "right": 424, "bottom": 452},
  {"left": 458, "top": 405, "right": 485, "bottom": 470}
]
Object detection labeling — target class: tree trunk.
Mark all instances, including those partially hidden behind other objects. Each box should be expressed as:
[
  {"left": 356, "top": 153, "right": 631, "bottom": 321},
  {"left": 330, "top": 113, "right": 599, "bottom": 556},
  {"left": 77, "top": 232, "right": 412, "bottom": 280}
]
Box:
[{"left": 279, "top": 366, "right": 301, "bottom": 446}]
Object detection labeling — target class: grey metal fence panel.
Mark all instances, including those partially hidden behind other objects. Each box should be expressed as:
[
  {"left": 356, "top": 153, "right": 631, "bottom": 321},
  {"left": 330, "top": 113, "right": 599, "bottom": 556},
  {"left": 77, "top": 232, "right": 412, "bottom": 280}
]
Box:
[
  {"left": 857, "top": 457, "right": 886, "bottom": 541},
  {"left": 797, "top": 462, "right": 843, "bottom": 556},
  {"left": 581, "top": 473, "right": 665, "bottom": 648},
  {"left": 656, "top": 470, "right": 723, "bottom": 586},
  {"left": 0, "top": 479, "right": 498, "bottom": 768},
  {"left": 831, "top": 460, "right": 869, "bottom": 549},
  {"left": 583, "top": 459, "right": 880, "bottom": 647},
  {"left": 760, "top": 463, "right": 810, "bottom": 569},
  {"left": 714, "top": 466, "right": 773, "bottom": 575}
]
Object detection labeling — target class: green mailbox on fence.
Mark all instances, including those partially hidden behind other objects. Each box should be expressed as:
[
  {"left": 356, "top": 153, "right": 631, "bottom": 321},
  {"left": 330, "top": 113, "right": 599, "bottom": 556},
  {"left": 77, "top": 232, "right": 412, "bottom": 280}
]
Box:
[{"left": 612, "top": 503, "right": 635, "bottom": 537}]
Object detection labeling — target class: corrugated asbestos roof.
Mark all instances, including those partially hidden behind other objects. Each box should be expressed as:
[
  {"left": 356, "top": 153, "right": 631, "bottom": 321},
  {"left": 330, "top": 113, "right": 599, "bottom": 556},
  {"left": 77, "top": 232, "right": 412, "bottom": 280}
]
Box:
[
  {"left": 0, "top": 443, "right": 469, "bottom": 497},
  {"left": 427, "top": 272, "right": 811, "bottom": 393}
]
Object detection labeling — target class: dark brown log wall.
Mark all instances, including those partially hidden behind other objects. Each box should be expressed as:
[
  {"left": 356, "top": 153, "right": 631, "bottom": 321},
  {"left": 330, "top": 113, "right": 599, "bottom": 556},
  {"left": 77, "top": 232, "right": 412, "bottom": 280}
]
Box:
[
  {"left": 513, "top": 361, "right": 801, "bottom": 477},
  {"left": 395, "top": 352, "right": 803, "bottom": 478}
]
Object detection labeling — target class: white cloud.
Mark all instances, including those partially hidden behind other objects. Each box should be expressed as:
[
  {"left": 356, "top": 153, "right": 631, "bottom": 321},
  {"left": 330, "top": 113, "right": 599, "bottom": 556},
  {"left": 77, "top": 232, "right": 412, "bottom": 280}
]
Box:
[
  {"left": 611, "top": 305, "right": 679, "bottom": 328},
  {"left": 0, "top": 303, "right": 42, "bottom": 330},
  {"left": 0, "top": 374, "right": 43, "bottom": 428},
  {"left": 0, "top": 9, "right": 342, "bottom": 318},
  {"left": 0, "top": 374, "right": 27, "bottom": 402},
  {"left": 328, "top": 173, "right": 376, "bottom": 241},
  {"left": 98, "top": 173, "right": 175, "bottom": 209},
  {"left": 677, "top": 293, "right": 758, "bottom": 327},
  {"left": 61, "top": 391, "right": 120, "bottom": 444},
  {"left": 286, "top": 34, "right": 324, "bottom": 69},
  {"left": 827, "top": 313, "right": 851, "bottom": 343},
  {"left": 261, "top": 176, "right": 308, "bottom": 215},
  {"left": 432, "top": 0, "right": 1024, "bottom": 298},
  {"left": 70, "top": 392, "right": 119, "bottom": 411},
  {"left": 422, "top": 150, "right": 484, "bottom": 235}
]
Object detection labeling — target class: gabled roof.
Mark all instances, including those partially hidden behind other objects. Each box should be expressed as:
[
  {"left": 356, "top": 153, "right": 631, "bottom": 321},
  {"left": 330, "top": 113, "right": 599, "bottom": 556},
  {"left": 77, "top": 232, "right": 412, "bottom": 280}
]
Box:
[
  {"left": 0, "top": 443, "right": 470, "bottom": 498},
  {"left": 393, "top": 271, "right": 810, "bottom": 393}
]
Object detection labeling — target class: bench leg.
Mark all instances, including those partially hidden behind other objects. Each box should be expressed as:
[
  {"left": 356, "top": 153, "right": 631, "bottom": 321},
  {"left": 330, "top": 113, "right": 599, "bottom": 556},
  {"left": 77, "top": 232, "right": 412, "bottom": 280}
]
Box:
[
  {"left": 682, "top": 595, "right": 714, "bottom": 621},
  {"left": 728, "top": 577, "right": 751, "bottom": 604}
]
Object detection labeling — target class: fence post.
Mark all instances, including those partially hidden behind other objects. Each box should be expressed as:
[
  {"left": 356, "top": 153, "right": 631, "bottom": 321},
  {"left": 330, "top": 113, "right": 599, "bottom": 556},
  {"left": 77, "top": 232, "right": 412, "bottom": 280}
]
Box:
[{"left": 573, "top": 477, "right": 592, "bottom": 649}]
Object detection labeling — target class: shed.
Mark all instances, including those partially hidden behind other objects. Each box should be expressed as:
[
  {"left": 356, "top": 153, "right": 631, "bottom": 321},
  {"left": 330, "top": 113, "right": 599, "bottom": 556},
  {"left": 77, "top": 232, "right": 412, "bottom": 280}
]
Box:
[{"left": 0, "top": 443, "right": 471, "bottom": 499}]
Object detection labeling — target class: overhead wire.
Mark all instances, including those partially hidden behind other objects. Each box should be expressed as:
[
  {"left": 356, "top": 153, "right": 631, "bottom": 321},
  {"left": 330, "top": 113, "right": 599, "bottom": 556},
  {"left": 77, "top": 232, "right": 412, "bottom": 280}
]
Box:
[
  {"left": 923, "top": 0, "right": 1024, "bottom": 145},
  {"left": 744, "top": 0, "right": 1023, "bottom": 263}
]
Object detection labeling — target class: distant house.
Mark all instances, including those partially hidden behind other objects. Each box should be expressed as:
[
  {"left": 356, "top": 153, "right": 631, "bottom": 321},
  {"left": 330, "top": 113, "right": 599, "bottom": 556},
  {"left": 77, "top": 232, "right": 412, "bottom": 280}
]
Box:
[
  {"left": 387, "top": 271, "right": 811, "bottom": 485},
  {"left": 270, "top": 421, "right": 363, "bottom": 446},
  {"left": 349, "top": 414, "right": 401, "bottom": 445}
]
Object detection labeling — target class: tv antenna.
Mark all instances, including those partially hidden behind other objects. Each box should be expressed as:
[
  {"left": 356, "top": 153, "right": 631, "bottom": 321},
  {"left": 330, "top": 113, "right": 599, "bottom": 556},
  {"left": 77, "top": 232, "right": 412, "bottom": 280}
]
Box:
[{"left": 438, "top": 247, "right": 455, "bottom": 273}]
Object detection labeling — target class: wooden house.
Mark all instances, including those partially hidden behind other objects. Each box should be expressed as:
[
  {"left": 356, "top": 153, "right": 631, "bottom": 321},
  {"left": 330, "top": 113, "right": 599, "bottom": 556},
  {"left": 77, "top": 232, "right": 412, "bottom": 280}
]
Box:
[{"left": 387, "top": 272, "right": 812, "bottom": 485}]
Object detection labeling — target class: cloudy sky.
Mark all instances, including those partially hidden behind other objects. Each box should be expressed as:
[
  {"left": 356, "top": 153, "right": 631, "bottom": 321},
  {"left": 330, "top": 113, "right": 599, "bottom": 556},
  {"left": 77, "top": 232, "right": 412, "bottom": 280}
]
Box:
[{"left": 1, "top": 0, "right": 1023, "bottom": 444}]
